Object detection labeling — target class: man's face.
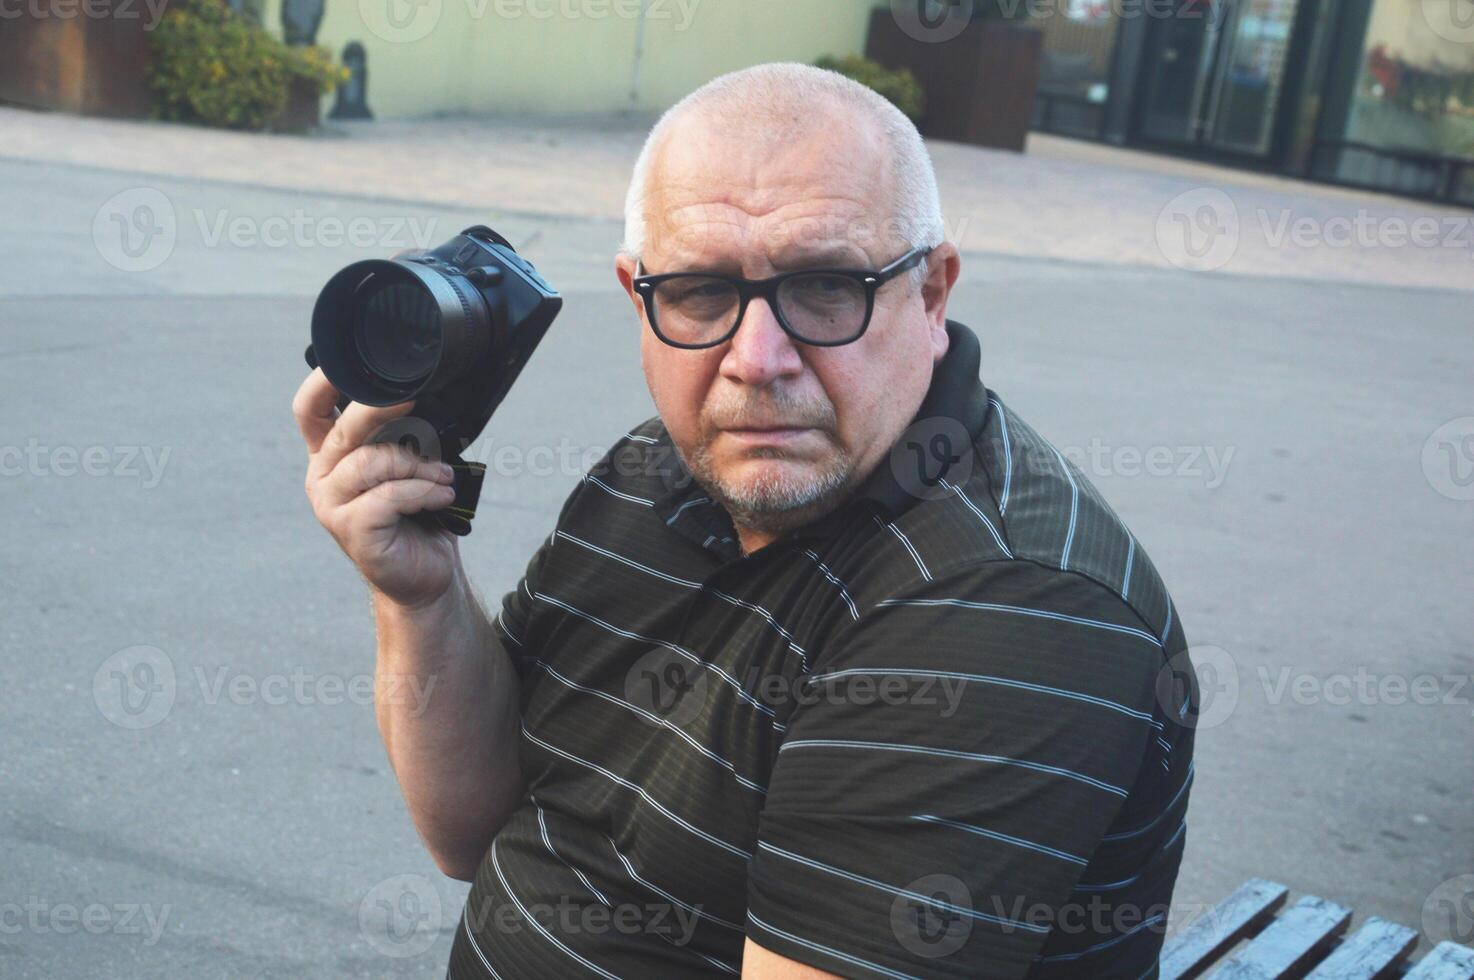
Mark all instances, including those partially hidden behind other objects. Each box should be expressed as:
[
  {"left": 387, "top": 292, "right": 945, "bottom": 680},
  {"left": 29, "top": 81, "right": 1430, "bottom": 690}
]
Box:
[{"left": 616, "top": 109, "right": 959, "bottom": 544}]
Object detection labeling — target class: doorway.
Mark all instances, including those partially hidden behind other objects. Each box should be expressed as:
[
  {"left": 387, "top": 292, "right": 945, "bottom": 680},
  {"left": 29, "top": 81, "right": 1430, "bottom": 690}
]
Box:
[{"left": 1133, "top": 0, "right": 1308, "bottom": 159}]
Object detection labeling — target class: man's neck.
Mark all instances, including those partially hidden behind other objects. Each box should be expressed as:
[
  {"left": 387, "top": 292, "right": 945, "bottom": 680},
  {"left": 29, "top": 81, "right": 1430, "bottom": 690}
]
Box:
[{"left": 734, "top": 525, "right": 780, "bottom": 557}]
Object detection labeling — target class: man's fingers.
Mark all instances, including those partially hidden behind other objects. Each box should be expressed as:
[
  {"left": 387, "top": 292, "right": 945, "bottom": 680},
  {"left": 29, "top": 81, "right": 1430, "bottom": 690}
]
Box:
[
  {"left": 342, "top": 479, "right": 458, "bottom": 532},
  {"left": 292, "top": 369, "right": 342, "bottom": 455},
  {"left": 312, "top": 397, "right": 419, "bottom": 479},
  {"left": 318, "top": 444, "right": 455, "bottom": 509}
]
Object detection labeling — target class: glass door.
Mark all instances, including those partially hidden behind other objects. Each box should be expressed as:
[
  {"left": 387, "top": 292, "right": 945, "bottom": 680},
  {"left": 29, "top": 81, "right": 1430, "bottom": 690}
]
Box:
[
  {"left": 1136, "top": 0, "right": 1229, "bottom": 145},
  {"left": 1134, "top": 0, "right": 1304, "bottom": 158},
  {"left": 1203, "top": 0, "right": 1303, "bottom": 154}
]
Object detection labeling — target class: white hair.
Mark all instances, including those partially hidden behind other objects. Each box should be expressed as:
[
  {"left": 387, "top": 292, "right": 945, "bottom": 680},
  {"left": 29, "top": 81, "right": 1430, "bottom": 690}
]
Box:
[{"left": 621, "top": 62, "right": 945, "bottom": 278}]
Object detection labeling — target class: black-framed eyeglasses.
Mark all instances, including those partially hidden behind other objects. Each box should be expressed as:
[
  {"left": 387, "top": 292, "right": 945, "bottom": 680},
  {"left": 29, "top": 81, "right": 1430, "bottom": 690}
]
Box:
[{"left": 632, "top": 246, "right": 931, "bottom": 350}]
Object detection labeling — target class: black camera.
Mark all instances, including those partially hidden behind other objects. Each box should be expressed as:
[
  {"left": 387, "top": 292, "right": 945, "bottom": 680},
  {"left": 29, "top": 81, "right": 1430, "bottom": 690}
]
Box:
[{"left": 305, "top": 225, "right": 562, "bottom": 536}]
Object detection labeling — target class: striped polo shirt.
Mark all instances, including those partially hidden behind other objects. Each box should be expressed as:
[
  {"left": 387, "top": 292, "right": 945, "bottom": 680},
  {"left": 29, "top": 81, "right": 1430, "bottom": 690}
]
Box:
[{"left": 448, "top": 320, "right": 1196, "bottom": 980}]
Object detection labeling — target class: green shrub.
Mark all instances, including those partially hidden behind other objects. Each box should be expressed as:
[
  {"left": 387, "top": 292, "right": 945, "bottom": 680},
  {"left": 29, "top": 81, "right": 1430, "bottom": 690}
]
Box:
[
  {"left": 148, "top": 0, "right": 346, "bottom": 131},
  {"left": 815, "top": 54, "right": 925, "bottom": 123}
]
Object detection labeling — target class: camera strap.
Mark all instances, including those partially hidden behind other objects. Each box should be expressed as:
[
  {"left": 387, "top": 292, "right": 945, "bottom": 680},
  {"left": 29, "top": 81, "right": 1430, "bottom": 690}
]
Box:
[{"left": 435, "top": 455, "right": 487, "bottom": 537}]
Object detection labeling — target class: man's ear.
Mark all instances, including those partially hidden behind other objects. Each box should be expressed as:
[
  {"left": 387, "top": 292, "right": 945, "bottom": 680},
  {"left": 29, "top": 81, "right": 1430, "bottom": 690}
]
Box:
[
  {"left": 922, "top": 242, "right": 961, "bottom": 361},
  {"left": 615, "top": 252, "right": 644, "bottom": 317}
]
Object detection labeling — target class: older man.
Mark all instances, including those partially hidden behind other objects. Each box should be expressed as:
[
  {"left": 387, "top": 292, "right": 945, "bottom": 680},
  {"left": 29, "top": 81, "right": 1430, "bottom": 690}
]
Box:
[{"left": 294, "top": 63, "right": 1195, "bottom": 979}]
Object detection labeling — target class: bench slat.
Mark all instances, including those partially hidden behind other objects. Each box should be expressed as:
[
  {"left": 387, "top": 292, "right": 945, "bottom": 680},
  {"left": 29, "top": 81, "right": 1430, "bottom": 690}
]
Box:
[
  {"left": 1160, "top": 879, "right": 1289, "bottom": 980},
  {"left": 1302, "top": 917, "right": 1418, "bottom": 979},
  {"left": 1402, "top": 941, "right": 1474, "bottom": 979},
  {"left": 1203, "top": 895, "right": 1352, "bottom": 980}
]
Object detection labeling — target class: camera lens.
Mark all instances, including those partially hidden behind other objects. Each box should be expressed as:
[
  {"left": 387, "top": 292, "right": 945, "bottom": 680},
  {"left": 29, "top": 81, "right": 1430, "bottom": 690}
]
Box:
[
  {"left": 353, "top": 281, "right": 441, "bottom": 384},
  {"left": 310, "top": 251, "right": 494, "bottom": 406}
]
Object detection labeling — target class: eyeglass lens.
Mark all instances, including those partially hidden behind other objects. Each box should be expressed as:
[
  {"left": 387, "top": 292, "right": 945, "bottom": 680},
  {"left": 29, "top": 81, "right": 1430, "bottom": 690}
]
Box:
[{"left": 650, "top": 272, "right": 868, "bottom": 346}]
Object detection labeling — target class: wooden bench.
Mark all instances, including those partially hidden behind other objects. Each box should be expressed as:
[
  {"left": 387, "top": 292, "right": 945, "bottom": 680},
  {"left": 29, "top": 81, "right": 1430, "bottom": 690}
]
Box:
[{"left": 1160, "top": 879, "right": 1474, "bottom": 979}]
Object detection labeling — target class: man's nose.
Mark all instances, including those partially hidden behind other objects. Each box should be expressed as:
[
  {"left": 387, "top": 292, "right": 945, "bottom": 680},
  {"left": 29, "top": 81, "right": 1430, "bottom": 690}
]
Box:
[{"left": 722, "top": 297, "right": 803, "bottom": 386}]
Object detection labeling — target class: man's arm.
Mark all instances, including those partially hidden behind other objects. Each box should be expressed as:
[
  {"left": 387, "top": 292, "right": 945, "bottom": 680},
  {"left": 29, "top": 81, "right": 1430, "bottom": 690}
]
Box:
[
  {"left": 744, "top": 560, "right": 1164, "bottom": 979},
  {"left": 293, "top": 368, "right": 526, "bottom": 881},
  {"left": 741, "top": 937, "right": 844, "bottom": 979},
  {"left": 372, "top": 554, "right": 523, "bottom": 880}
]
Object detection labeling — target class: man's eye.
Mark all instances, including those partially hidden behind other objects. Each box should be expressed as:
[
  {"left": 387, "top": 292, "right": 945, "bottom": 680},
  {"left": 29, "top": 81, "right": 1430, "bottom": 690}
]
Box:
[
  {"left": 666, "top": 280, "right": 731, "bottom": 303},
  {"left": 791, "top": 275, "right": 854, "bottom": 298},
  {"left": 802, "top": 275, "right": 840, "bottom": 289}
]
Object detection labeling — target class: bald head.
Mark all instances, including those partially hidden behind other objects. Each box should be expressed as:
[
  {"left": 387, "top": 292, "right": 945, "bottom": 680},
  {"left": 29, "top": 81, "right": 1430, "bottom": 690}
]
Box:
[{"left": 622, "top": 62, "right": 944, "bottom": 268}]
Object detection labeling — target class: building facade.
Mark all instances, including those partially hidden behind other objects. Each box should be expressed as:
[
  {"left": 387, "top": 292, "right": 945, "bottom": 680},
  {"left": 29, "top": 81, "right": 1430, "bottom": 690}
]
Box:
[{"left": 1030, "top": 0, "right": 1474, "bottom": 206}]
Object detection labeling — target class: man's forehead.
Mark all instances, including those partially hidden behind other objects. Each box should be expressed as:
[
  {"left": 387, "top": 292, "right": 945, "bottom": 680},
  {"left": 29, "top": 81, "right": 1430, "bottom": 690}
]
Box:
[
  {"left": 655, "top": 105, "right": 890, "bottom": 199},
  {"left": 644, "top": 201, "right": 885, "bottom": 271},
  {"left": 638, "top": 121, "right": 903, "bottom": 268}
]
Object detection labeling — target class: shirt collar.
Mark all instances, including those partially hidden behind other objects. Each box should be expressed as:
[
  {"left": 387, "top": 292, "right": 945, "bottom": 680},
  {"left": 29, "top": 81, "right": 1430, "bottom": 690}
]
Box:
[
  {"left": 652, "top": 319, "right": 990, "bottom": 552},
  {"left": 829, "top": 318, "right": 989, "bottom": 521}
]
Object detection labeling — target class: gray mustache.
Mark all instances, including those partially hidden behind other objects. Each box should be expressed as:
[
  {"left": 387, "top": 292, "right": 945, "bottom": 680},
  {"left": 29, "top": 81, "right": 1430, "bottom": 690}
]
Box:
[{"left": 703, "top": 392, "right": 836, "bottom": 432}]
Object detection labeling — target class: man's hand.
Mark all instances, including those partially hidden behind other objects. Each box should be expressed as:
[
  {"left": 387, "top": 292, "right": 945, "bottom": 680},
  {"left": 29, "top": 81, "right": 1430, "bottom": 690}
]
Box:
[
  {"left": 293, "top": 368, "right": 459, "bottom": 608},
  {"left": 741, "top": 938, "right": 844, "bottom": 979}
]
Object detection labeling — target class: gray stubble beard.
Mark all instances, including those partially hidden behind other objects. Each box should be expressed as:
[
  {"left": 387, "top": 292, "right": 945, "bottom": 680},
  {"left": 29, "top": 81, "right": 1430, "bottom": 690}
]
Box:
[{"left": 683, "top": 437, "right": 860, "bottom": 537}]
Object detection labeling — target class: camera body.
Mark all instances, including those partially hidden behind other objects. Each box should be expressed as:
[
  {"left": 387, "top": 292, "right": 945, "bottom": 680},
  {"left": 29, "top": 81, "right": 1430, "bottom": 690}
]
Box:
[{"left": 306, "top": 225, "right": 562, "bottom": 535}]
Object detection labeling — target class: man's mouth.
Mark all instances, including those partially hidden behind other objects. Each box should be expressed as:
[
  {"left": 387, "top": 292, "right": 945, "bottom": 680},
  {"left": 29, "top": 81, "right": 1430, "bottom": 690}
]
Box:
[
  {"left": 726, "top": 424, "right": 811, "bottom": 433},
  {"left": 720, "top": 425, "right": 818, "bottom": 447}
]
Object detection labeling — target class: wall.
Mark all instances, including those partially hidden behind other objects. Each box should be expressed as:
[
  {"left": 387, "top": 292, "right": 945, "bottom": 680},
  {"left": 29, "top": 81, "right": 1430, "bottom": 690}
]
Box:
[{"left": 256, "top": 0, "right": 878, "bottom": 118}]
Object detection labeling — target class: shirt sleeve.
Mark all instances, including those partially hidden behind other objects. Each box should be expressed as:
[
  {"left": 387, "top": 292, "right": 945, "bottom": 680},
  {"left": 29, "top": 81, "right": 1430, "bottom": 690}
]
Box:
[
  {"left": 745, "top": 560, "right": 1163, "bottom": 979},
  {"left": 487, "top": 467, "right": 590, "bottom": 684},
  {"left": 488, "top": 529, "right": 553, "bottom": 685}
]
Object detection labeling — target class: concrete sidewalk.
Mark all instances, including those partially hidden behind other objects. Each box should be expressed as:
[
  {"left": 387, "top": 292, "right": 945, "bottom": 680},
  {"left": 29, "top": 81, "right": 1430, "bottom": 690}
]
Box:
[{"left": 4, "top": 105, "right": 1470, "bottom": 292}]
